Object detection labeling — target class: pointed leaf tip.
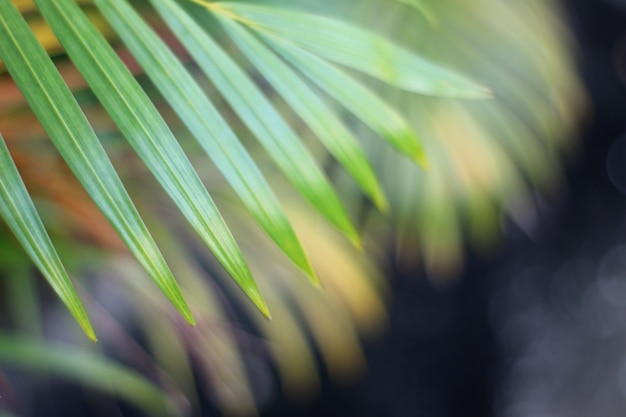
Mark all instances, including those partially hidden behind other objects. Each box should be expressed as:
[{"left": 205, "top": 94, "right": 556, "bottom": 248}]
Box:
[
  {"left": 307, "top": 267, "right": 322, "bottom": 288},
  {"left": 418, "top": 159, "right": 430, "bottom": 173},
  {"left": 299, "top": 260, "right": 320, "bottom": 287},
  {"left": 85, "top": 326, "right": 97, "bottom": 342},
  {"left": 216, "top": 14, "right": 389, "bottom": 220},
  {"left": 153, "top": 0, "right": 358, "bottom": 250},
  {"left": 414, "top": 150, "right": 429, "bottom": 170},
  {"left": 350, "top": 232, "right": 363, "bottom": 249},
  {"left": 256, "top": 296, "right": 271, "bottom": 320},
  {"left": 376, "top": 192, "right": 391, "bottom": 214},
  {"left": 181, "top": 306, "right": 196, "bottom": 326}
]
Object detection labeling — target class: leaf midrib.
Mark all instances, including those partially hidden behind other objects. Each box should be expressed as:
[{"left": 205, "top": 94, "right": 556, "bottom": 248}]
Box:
[
  {"left": 0, "top": 7, "right": 162, "bottom": 277},
  {"left": 51, "top": 0, "right": 237, "bottom": 270},
  {"left": 109, "top": 0, "right": 280, "bottom": 232}
]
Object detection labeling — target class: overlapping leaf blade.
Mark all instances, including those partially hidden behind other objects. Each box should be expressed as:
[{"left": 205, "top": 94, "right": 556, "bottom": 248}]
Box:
[
  {"left": 206, "top": 1, "right": 491, "bottom": 98},
  {"left": 0, "top": 133, "right": 95, "bottom": 341},
  {"left": 0, "top": 0, "right": 193, "bottom": 331},
  {"left": 262, "top": 35, "right": 428, "bottom": 167},
  {"left": 153, "top": 0, "right": 360, "bottom": 246},
  {"left": 0, "top": 334, "right": 177, "bottom": 416},
  {"left": 92, "top": 0, "right": 316, "bottom": 284},
  {"left": 35, "top": 0, "right": 269, "bottom": 316},
  {"left": 216, "top": 14, "right": 389, "bottom": 212}
]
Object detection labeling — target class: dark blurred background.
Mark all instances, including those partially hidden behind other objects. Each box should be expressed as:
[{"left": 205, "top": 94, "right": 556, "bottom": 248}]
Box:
[{"left": 262, "top": 1, "right": 626, "bottom": 416}]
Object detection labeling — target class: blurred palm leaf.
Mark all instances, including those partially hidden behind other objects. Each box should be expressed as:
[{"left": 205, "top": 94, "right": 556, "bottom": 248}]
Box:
[
  {"left": 345, "top": 0, "right": 585, "bottom": 280},
  {"left": 0, "top": 0, "right": 585, "bottom": 415},
  {"left": 0, "top": 333, "right": 179, "bottom": 416},
  {"left": 0, "top": 0, "right": 489, "bottom": 338}
]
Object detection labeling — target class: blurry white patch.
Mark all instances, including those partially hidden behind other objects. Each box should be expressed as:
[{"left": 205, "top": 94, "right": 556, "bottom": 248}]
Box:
[{"left": 494, "top": 246, "right": 626, "bottom": 417}]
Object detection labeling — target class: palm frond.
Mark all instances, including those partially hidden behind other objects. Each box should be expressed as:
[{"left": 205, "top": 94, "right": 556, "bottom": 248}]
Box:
[
  {"left": 0, "top": 133, "right": 94, "bottom": 339},
  {"left": 0, "top": 0, "right": 193, "bottom": 328},
  {"left": 216, "top": 14, "right": 389, "bottom": 211},
  {"left": 93, "top": 0, "right": 317, "bottom": 282},
  {"left": 152, "top": 0, "right": 363, "bottom": 246},
  {"left": 0, "top": 0, "right": 488, "bottom": 337},
  {"left": 264, "top": 36, "right": 428, "bottom": 166},
  {"left": 204, "top": 1, "right": 491, "bottom": 97},
  {"left": 36, "top": 0, "right": 269, "bottom": 317},
  {"left": 0, "top": 0, "right": 585, "bottom": 414}
]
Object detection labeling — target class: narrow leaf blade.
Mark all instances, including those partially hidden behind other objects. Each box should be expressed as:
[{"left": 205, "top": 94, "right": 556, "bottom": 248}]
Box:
[
  {"left": 208, "top": 1, "right": 491, "bottom": 98},
  {"left": 266, "top": 35, "right": 428, "bottom": 167},
  {"left": 217, "top": 14, "right": 389, "bottom": 212},
  {"left": 0, "top": 334, "right": 177, "bottom": 416},
  {"left": 93, "top": 0, "right": 316, "bottom": 284},
  {"left": 0, "top": 133, "right": 95, "bottom": 341},
  {"left": 36, "top": 0, "right": 268, "bottom": 316},
  {"left": 153, "top": 0, "right": 360, "bottom": 246},
  {"left": 0, "top": 0, "right": 194, "bottom": 325}
]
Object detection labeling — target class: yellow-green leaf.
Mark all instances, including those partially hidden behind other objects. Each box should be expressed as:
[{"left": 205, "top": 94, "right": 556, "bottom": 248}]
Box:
[
  {"left": 0, "top": 133, "right": 95, "bottom": 341},
  {"left": 216, "top": 13, "right": 388, "bottom": 212},
  {"left": 266, "top": 36, "right": 428, "bottom": 167},
  {"left": 0, "top": 0, "right": 193, "bottom": 326},
  {"left": 36, "top": 0, "right": 268, "bottom": 316},
  {"left": 207, "top": 1, "right": 491, "bottom": 98},
  {"left": 153, "top": 0, "right": 360, "bottom": 246},
  {"left": 93, "top": 0, "right": 316, "bottom": 284}
]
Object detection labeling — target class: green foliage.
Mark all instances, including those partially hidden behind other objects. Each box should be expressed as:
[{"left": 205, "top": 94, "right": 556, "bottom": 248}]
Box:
[
  {"left": 0, "top": 133, "right": 95, "bottom": 339},
  {"left": 0, "top": 0, "right": 193, "bottom": 331},
  {"left": 0, "top": 0, "right": 584, "bottom": 414},
  {"left": 0, "top": 333, "right": 178, "bottom": 415},
  {"left": 208, "top": 1, "right": 490, "bottom": 97},
  {"left": 0, "top": 0, "right": 488, "bottom": 338}
]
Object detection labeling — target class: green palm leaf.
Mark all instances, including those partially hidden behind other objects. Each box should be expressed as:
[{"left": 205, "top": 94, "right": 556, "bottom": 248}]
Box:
[
  {"left": 92, "top": 0, "right": 316, "bottom": 284},
  {"left": 203, "top": 1, "right": 491, "bottom": 98},
  {"left": 0, "top": 0, "right": 586, "bottom": 413},
  {"left": 35, "top": 0, "right": 269, "bottom": 316},
  {"left": 0, "top": 333, "right": 178, "bottom": 416},
  {"left": 216, "top": 13, "right": 389, "bottom": 211},
  {"left": 0, "top": 0, "right": 193, "bottom": 334},
  {"left": 264, "top": 36, "right": 427, "bottom": 166},
  {"left": 152, "top": 0, "right": 361, "bottom": 246},
  {"left": 0, "top": 133, "right": 95, "bottom": 341}
]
